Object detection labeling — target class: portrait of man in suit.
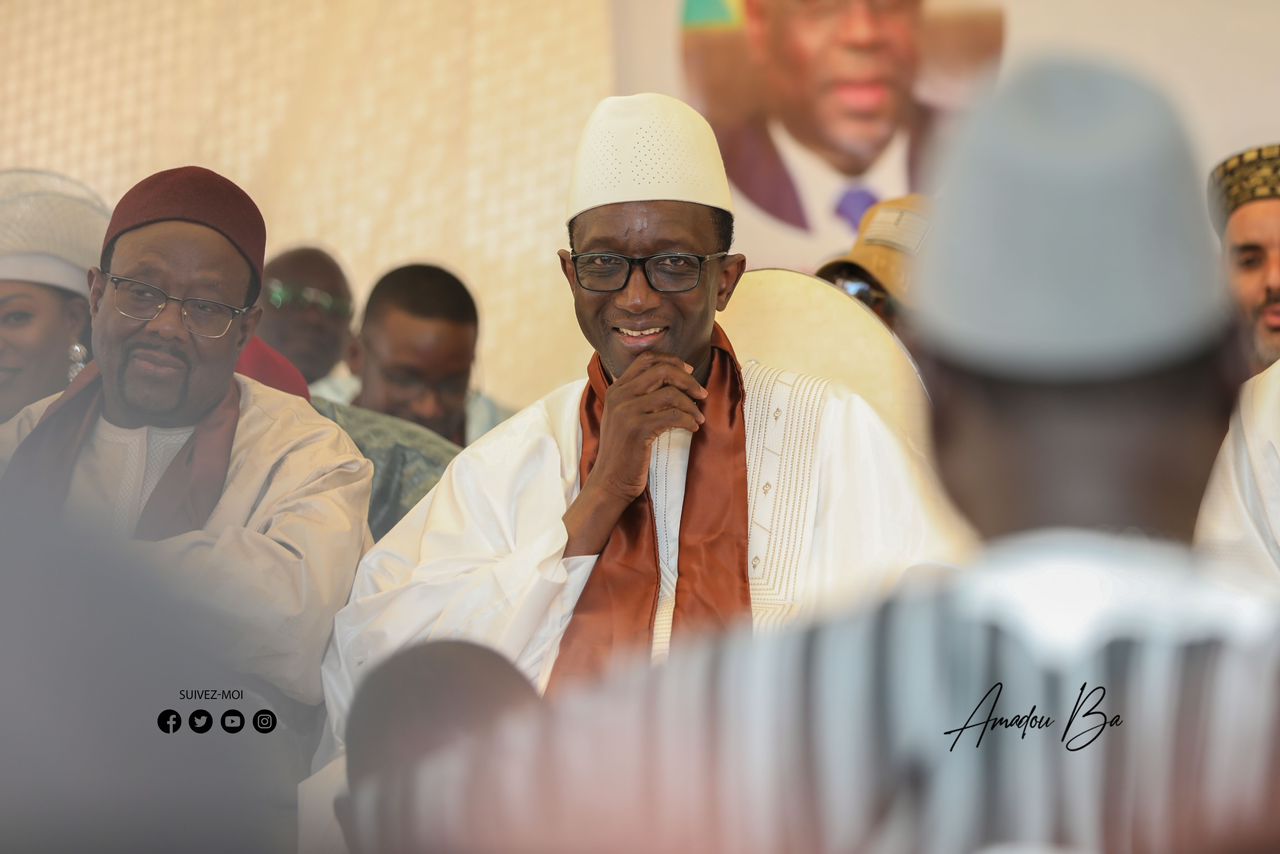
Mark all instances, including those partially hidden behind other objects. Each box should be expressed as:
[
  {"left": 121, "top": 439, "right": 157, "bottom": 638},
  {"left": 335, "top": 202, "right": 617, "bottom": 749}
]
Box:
[{"left": 681, "top": 0, "right": 1001, "bottom": 271}]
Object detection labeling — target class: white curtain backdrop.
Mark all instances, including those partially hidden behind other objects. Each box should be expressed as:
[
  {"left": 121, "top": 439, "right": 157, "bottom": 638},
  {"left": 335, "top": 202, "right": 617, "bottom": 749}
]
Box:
[
  {"left": 5, "top": 0, "right": 1279, "bottom": 405},
  {"left": 0, "top": 0, "right": 610, "bottom": 408}
]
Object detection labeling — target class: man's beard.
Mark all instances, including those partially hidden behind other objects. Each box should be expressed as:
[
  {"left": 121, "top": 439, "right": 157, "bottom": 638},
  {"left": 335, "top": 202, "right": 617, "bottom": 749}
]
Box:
[
  {"left": 1250, "top": 292, "right": 1280, "bottom": 370},
  {"left": 1252, "top": 327, "right": 1280, "bottom": 371}
]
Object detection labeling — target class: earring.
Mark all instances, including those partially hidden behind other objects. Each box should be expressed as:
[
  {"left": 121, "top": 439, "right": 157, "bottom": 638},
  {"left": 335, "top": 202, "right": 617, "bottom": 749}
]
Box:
[{"left": 68, "top": 342, "right": 88, "bottom": 383}]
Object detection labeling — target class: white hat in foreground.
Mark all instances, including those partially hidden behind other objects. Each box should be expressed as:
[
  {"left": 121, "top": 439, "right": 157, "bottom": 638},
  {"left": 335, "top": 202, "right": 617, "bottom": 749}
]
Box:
[
  {"left": 913, "top": 58, "right": 1232, "bottom": 380},
  {"left": 0, "top": 169, "right": 110, "bottom": 298},
  {"left": 566, "top": 93, "right": 733, "bottom": 224}
]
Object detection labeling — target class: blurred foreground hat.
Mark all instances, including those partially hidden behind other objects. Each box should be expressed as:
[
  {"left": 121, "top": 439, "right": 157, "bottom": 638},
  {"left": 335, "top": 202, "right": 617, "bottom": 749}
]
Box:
[
  {"left": 817, "top": 194, "right": 929, "bottom": 306},
  {"left": 1208, "top": 142, "right": 1280, "bottom": 234},
  {"left": 0, "top": 169, "right": 111, "bottom": 297},
  {"left": 913, "top": 58, "right": 1231, "bottom": 381},
  {"left": 105, "top": 166, "right": 265, "bottom": 286},
  {"left": 566, "top": 93, "right": 733, "bottom": 223}
]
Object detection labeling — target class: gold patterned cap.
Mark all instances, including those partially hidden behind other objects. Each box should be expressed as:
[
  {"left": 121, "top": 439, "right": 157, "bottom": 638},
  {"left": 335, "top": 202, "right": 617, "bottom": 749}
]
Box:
[{"left": 1209, "top": 143, "right": 1280, "bottom": 233}]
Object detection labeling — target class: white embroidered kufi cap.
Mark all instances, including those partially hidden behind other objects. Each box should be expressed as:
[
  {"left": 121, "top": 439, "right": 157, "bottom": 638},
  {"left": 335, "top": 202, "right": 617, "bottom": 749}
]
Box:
[
  {"left": 0, "top": 169, "right": 111, "bottom": 298},
  {"left": 566, "top": 93, "right": 733, "bottom": 223},
  {"left": 913, "top": 58, "right": 1232, "bottom": 380}
]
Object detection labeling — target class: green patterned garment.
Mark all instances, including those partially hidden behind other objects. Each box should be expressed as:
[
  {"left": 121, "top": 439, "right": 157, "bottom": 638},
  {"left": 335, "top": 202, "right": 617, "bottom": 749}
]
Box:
[{"left": 311, "top": 398, "right": 460, "bottom": 540}]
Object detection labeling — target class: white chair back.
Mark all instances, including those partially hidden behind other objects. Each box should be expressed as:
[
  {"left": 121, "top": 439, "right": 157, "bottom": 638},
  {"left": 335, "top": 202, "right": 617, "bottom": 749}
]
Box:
[{"left": 718, "top": 268, "right": 930, "bottom": 453}]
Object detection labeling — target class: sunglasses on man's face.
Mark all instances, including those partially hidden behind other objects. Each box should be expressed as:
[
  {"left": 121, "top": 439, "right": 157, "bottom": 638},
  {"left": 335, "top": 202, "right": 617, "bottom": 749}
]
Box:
[
  {"left": 833, "top": 276, "right": 898, "bottom": 320},
  {"left": 265, "top": 279, "right": 354, "bottom": 319}
]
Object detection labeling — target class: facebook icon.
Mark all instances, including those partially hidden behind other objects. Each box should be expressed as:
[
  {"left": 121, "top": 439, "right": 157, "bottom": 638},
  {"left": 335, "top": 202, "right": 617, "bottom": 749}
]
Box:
[{"left": 157, "top": 709, "right": 182, "bottom": 734}]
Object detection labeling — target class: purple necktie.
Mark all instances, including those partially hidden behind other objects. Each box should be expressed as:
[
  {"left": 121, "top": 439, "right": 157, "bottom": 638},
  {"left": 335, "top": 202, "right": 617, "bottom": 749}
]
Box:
[{"left": 835, "top": 187, "right": 880, "bottom": 232}]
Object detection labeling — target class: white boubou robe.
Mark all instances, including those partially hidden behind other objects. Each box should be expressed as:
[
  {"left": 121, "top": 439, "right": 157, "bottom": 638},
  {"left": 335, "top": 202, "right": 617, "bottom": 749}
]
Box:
[
  {"left": 0, "top": 375, "right": 374, "bottom": 705},
  {"left": 1197, "top": 359, "right": 1280, "bottom": 586},
  {"left": 320, "top": 360, "right": 973, "bottom": 750}
]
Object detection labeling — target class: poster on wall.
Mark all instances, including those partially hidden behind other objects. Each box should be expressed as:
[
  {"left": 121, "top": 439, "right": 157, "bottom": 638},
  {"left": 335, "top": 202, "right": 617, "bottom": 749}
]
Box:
[{"left": 617, "top": 0, "right": 1004, "bottom": 273}]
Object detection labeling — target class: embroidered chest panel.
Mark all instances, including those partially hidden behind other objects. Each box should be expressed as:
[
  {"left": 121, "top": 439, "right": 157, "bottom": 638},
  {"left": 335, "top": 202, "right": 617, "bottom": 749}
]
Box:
[{"left": 742, "top": 361, "right": 830, "bottom": 629}]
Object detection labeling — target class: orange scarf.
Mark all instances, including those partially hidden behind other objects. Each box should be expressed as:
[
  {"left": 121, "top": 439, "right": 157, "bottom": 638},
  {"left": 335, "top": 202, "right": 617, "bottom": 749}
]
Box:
[
  {"left": 547, "top": 324, "right": 751, "bottom": 692},
  {"left": 0, "top": 362, "right": 241, "bottom": 540}
]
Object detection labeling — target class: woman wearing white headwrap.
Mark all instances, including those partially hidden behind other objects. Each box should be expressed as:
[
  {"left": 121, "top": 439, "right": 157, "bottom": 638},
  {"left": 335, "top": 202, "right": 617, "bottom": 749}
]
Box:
[{"left": 0, "top": 170, "right": 108, "bottom": 421}]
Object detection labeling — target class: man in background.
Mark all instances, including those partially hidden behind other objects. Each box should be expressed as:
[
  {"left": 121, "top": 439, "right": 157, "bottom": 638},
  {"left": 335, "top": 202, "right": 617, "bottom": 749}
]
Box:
[
  {"left": 257, "top": 246, "right": 354, "bottom": 387},
  {"left": 815, "top": 192, "right": 927, "bottom": 330},
  {"left": 1208, "top": 143, "right": 1280, "bottom": 373},
  {"left": 1195, "top": 145, "right": 1280, "bottom": 581},
  {"left": 314, "top": 263, "right": 509, "bottom": 446}
]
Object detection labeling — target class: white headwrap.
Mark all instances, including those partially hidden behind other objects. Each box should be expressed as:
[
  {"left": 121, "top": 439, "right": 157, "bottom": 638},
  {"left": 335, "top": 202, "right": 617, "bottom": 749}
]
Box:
[{"left": 0, "top": 170, "right": 110, "bottom": 297}]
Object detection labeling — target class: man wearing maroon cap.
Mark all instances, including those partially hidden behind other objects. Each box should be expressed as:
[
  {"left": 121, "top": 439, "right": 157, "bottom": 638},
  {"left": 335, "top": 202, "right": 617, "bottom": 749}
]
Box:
[{"left": 0, "top": 167, "right": 373, "bottom": 722}]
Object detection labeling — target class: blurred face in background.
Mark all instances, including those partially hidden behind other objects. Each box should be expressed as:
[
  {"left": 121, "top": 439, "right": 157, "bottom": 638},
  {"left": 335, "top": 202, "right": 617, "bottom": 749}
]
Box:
[
  {"left": 0, "top": 280, "right": 89, "bottom": 421},
  {"left": 744, "top": 0, "right": 923, "bottom": 175},
  {"left": 349, "top": 307, "right": 476, "bottom": 444},
  {"left": 257, "top": 249, "right": 353, "bottom": 384},
  {"left": 1224, "top": 199, "right": 1280, "bottom": 371}
]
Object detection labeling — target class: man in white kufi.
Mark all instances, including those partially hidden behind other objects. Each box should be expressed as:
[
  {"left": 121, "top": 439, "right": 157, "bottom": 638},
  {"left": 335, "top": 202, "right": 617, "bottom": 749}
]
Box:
[
  {"left": 320, "top": 92, "right": 970, "bottom": 751},
  {"left": 343, "top": 61, "right": 1280, "bottom": 854}
]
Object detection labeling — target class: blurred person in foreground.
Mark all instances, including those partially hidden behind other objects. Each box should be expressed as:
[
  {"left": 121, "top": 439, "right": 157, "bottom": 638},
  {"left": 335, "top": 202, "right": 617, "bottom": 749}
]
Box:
[
  {"left": 0, "top": 170, "right": 108, "bottom": 422},
  {"left": 0, "top": 167, "right": 373, "bottom": 751},
  {"left": 312, "top": 263, "right": 510, "bottom": 446},
  {"left": 257, "top": 246, "right": 354, "bottom": 388},
  {"left": 332, "top": 641, "right": 538, "bottom": 854},
  {"left": 0, "top": 518, "right": 291, "bottom": 853},
  {"left": 342, "top": 60, "right": 1280, "bottom": 854},
  {"left": 317, "top": 92, "right": 969, "bottom": 761},
  {"left": 815, "top": 192, "right": 927, "bottom": 330},
  {"left": 1194, "top": 147, "right": 1280, "bottom": 579}
]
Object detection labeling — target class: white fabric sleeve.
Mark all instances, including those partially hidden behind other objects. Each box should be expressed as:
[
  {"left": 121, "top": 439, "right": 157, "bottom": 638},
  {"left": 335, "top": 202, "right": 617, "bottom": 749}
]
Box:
[
  {"left": 118, "top": 448, "right": 373, "bottom": 707},
  {"left": 1195, "top": 407, "right": 1280, "bottom": 580},
  {"left": 320, "top": 419, "right": 598, "bottom": 751},
  {"left": 807, "top": 392, "right": 975, "bottom": 611}
]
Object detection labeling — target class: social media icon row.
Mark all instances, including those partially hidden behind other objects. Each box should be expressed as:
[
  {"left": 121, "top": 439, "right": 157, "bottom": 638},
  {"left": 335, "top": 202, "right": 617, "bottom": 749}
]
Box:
[{"left": 157, "top": 708, "right": 276, "bottom": 734}]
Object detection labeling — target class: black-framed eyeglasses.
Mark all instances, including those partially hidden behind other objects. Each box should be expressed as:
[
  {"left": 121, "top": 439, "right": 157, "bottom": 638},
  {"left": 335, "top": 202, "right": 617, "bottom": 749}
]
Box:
[
  {"left": 265, "top": 278, "right": 354, "bottom": 319},
  {"left": 106, "top": 275, "right": 249, "bottom": 339},
  {"left": 571, "top": 251, "right": 728, "bottom": 294}
]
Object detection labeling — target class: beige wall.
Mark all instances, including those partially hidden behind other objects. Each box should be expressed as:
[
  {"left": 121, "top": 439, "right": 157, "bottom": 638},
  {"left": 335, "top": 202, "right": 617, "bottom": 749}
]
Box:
[
  {"left": 4, "top": 1, "right": 1278, "bottom": 406},
  {"left": 1002, "top": 0, "right": 1280, "bottom": 177},
  {"left": 1, "top": 0, "right": 610, "bottom": 409}
]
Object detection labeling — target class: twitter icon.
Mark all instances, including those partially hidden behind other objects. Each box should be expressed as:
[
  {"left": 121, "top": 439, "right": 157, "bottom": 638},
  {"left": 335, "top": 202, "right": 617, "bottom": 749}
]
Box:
[{"left": 188, "top": 709, "right": 213, "bottom": 734}]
